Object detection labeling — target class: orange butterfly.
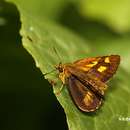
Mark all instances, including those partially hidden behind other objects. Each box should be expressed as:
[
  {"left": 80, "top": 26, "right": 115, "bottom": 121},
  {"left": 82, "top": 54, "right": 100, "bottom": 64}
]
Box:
[{"left": 55, "top": 55, "right": 120, "bottom": 112}]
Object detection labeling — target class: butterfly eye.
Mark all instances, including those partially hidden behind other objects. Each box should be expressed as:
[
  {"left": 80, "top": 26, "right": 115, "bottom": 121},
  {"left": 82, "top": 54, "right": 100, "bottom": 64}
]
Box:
[
  {"left": 55, "top": 65, "right": 63, "bottom": 73},
  {"left": 59, "top": 68, "right": 63, "bottom": 73}
]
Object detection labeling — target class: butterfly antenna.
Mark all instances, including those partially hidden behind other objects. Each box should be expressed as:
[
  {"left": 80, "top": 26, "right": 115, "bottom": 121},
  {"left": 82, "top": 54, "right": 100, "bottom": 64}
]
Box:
[
  {"left": 53, "top": 46, "right": 62, "bottom": 63},
  {"left": 43, "top": 46, "right": 62, "bottom": 77},
  {"left": 43, "top": 68, "right": 56, "bottom": 76}
]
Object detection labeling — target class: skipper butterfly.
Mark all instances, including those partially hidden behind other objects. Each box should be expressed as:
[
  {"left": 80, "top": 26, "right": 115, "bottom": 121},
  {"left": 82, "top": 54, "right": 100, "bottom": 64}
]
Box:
[{"left": 55, "top": 55, "right": 120, "bottom": 112}]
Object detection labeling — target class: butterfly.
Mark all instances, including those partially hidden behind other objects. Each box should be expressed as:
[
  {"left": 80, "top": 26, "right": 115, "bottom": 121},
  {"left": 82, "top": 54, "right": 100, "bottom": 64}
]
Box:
[{"left": 55, "top": 55, "right": 120, "bottom": 112}]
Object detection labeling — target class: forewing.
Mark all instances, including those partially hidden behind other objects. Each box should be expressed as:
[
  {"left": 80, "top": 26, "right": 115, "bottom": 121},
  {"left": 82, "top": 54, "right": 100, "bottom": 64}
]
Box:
[
  {"left": 67, "top": 75, "right": 102, "bottom": 112},
  {"left": 86, "top": 55, "right": 120, "bottom": 82},
  {"left": 73, "top": 55, "right": 120, "bottom": 82},
  {"left": 73, "top": 56, "right": 101, "bottom": 72}
]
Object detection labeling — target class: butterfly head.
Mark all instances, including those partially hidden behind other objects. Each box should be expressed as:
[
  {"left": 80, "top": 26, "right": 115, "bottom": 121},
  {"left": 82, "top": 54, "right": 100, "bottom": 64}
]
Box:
[
  {"left": 55, "top": 62, "right": 66, "bottom": 84},
  {"left": 55, "top": 62, "right": 64, "bottom": 73},
  {"left": 55, "top": 62, "right": 72, "bottom": 84}
]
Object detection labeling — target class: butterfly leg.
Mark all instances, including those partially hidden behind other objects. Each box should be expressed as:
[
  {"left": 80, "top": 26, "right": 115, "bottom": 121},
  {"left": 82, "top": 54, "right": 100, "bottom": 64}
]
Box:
[{"left": 54, "top": 84, "right": 65, "bottom": 96}]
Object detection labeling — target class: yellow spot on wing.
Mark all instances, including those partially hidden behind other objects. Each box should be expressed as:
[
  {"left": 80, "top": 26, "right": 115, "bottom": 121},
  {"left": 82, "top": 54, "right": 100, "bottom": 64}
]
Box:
[
  {"left": 83, "top": 92, "right": 93, "bottom": 106},
  {"left": 80, "top": 61, "right": 98, "bottom": 71},
  {"left": 97, "top": 66, "right": 107, "bottom": 72},
  {"left": 105, "top": 57, "right": 110, "bottom": 63},
  {"left": 85, "top": 61, "right": 98, "bottom": 67},
  {"left": 92, "top": 61, "right": 98, "bottom": 65},
  {"left": 80, "top": 67, "right": 90, "bottom": 71}
]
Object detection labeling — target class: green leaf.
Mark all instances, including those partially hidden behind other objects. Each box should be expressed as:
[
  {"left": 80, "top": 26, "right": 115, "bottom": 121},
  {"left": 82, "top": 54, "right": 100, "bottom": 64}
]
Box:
[
  {"left": 6, "top": 0, "right": 130, "bottom": 130},
  {"left": 6, "top": 0, "right": 68, "bottom": 21},
  {"left": 79, "top": 0, "right": 130, "bottom": 32}
]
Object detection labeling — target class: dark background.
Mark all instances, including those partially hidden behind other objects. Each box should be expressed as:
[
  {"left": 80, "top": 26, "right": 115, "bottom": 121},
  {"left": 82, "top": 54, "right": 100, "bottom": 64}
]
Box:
[{"left": 0, "top": 1, "right": 67, "bottom": 130}]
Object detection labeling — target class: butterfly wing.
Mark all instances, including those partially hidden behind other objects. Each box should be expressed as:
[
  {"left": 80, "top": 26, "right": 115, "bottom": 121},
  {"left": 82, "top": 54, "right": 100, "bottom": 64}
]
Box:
[
  {"left": 67, "top": 66, "right": 108, "bottom": 96},
  {"left": 85, "top": 55, "right": 120, "bottom": 82},
  {"left": 67, "top": 75, "right": 102, "bottom": 112},
  {"left": 67, "top": 55, "right": 120, "bottom": 96},
  {"left": 73, "top": 56, "right": 101, "bottom": 72},
  {"left": 73, "top": 55, "right": 120, "bottom": 82}
]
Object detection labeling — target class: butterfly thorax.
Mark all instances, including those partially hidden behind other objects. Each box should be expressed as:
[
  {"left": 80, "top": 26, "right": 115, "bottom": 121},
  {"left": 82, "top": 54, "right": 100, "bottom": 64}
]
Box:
[{"left": 55, "top": 63, "right": 72, "bottom": 84}]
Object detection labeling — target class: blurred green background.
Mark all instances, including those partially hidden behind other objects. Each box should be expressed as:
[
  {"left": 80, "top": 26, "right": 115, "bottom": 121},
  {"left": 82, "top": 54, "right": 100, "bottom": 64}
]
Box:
[{"left": 0, "top": 0, "right": 130, "bottom": 130}]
